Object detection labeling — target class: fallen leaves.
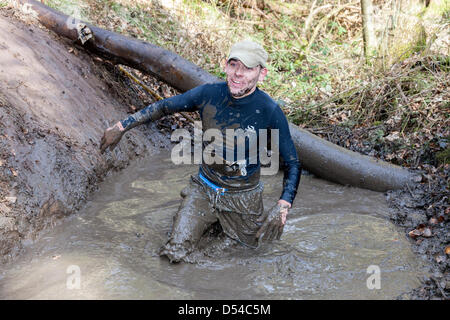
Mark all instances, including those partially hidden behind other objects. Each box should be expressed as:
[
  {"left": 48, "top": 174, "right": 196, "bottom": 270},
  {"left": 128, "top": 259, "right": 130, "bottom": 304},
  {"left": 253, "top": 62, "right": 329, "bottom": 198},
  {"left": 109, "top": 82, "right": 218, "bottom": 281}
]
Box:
[
  {"left": 408, "top": 224, "right": 433, "bottom": 239},
  {"left": 68, "top": 47, "right": 78, "bottom": 56},
  {"left": 429, "top": 216, "right": 445, "bottom": 225},
  {"left": 429, "top": 217, "right": 438, "bottom": 225},
  {"left": 408, "top": 229, "right": 422, "bottom": 239},
  {"left": 384, "top": 131, "right": 400, "bottom": 143},
  {"left": 435, "top": 254, "right": 446, "bottom": 263}
]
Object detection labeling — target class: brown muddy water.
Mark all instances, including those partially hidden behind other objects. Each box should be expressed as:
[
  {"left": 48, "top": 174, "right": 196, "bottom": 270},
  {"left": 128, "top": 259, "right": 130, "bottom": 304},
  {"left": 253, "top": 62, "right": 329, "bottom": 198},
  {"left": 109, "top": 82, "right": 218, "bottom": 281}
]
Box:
[{"left": 0, "top": 150, "right": 427, "bottom": 299}]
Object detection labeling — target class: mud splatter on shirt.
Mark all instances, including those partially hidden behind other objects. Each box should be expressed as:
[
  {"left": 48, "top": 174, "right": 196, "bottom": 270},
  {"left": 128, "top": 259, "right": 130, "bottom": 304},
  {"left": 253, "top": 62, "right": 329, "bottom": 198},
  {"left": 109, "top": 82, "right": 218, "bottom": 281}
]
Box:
[{"left": 120, "top": 82, "right": 301, "bottom": 204}]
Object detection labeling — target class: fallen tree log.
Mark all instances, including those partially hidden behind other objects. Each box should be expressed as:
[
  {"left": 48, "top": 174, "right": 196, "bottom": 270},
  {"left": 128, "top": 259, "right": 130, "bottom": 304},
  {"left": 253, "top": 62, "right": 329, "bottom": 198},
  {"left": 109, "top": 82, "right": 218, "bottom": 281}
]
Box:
[
  {"left": 17, "top": 0, "right": 421, "bottom": 191},
  {"left": 17, "top": 0, "right": 218, "bottom": 92},
  {"left": 288, "top": 124, "right": 420, "bottom": 191}
]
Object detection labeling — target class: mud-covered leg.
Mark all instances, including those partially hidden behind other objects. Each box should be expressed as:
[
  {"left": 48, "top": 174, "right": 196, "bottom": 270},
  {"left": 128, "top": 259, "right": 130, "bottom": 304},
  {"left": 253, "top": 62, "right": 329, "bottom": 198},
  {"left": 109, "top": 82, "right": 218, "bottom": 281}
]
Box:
[
  {"left": 159, "top": 183, "right": 217, "bottom": 263},
  {"left": 214, "top": 184, "right": 265, "bottom": 248}
]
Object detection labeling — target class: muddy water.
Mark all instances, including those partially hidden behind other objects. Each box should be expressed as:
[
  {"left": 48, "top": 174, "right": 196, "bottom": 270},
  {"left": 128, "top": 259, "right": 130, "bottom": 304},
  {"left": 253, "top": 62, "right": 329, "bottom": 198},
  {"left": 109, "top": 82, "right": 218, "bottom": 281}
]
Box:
[{"left": 0, "top": 151, "right": 426, "bottom": 299}]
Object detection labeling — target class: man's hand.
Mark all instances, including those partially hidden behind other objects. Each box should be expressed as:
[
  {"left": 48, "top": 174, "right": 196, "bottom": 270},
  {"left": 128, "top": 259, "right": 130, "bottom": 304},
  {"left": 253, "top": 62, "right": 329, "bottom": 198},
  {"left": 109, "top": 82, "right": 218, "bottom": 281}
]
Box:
[
  {"left": 256, "top": 200, "right": 291, "bottom": 242},
  {"left": 100, "top": 121, "right": 125, "bottom": 153}
]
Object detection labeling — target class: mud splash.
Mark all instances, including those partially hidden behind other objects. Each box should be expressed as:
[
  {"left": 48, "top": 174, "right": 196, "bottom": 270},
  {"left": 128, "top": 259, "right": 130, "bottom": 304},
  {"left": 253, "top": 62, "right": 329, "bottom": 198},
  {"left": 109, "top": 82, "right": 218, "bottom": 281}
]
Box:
[{"left": 0, "top": 151, "right": 427, "bottom": 299}]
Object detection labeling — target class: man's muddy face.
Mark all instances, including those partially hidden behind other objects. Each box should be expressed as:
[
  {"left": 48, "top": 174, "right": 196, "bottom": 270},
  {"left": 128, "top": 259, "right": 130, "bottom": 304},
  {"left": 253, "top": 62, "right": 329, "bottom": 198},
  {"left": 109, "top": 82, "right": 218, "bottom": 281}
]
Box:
[{"left": 224, "top": 59, "right": 267, "bottom": 99}]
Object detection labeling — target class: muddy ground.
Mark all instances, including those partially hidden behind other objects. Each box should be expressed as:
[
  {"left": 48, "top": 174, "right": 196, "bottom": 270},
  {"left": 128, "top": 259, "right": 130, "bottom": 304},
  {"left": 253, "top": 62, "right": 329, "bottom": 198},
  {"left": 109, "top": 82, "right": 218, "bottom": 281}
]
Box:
[
  {"left": 0, "top": 8, "right": 172, "bottom": 262},
  {"left": 0, "top": 6, "right": 447, "bottom": 299}
]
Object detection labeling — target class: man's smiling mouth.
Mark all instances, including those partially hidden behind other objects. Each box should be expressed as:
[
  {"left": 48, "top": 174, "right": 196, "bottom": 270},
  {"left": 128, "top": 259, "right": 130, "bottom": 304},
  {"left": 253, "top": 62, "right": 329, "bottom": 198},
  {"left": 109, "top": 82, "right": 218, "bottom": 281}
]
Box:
[{"left": 232, "top": 79, "right": 241, "bottom": 84}]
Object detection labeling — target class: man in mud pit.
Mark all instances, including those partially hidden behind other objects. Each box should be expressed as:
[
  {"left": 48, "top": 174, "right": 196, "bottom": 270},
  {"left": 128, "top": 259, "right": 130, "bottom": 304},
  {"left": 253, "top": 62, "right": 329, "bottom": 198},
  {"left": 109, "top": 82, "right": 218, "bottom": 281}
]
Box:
[{"left": 100, "top": 40, "right": 301, "bottom": 263}]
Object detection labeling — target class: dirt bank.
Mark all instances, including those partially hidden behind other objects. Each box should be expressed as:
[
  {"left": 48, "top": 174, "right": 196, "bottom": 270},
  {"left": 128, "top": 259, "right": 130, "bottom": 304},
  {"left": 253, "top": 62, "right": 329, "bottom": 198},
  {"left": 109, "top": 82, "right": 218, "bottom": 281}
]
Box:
[
  {"left": 0, "top": 8, "right": 170, "bottom": 263},
  {"left": 387, "top": 173, "right": 449, "bottom": 299}
]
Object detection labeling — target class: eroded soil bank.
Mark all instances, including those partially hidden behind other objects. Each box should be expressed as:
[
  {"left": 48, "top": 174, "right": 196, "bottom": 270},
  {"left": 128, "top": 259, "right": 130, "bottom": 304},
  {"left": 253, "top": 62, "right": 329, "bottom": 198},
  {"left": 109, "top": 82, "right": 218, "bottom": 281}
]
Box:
[{"left": 0, "top": 9, "right": 169, "bottom": 262}]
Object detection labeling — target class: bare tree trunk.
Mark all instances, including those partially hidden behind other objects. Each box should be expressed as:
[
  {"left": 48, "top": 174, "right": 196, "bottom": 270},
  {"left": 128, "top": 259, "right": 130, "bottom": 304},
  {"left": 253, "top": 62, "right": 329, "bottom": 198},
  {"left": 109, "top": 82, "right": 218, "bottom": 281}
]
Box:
[
  {"left": 378, "top": 0, "right": 429, "bottom": 68},
  {"left": 361, "top": 0, "right": 377, "bottom": 63}
]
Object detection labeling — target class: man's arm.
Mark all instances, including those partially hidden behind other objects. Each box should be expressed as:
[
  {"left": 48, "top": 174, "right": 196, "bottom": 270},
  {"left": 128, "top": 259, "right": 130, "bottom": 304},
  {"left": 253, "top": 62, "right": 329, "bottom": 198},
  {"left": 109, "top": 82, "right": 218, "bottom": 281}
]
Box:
[
  {"left": 271, "top": 106, "right": 302, "bottom": 206},
  {"left": 100, "top": 85, "right": 205, "bottom": 153},
  {"left": 256, "top": 105, "right": 301, "bottom": 241}
]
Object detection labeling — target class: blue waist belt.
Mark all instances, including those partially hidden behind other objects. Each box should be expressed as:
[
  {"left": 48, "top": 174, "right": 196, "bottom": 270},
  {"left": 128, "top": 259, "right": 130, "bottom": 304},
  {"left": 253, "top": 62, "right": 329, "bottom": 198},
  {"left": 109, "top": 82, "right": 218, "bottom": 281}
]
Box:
[{"left": 199, "top": 172, "right": 227, "bottom": 195}]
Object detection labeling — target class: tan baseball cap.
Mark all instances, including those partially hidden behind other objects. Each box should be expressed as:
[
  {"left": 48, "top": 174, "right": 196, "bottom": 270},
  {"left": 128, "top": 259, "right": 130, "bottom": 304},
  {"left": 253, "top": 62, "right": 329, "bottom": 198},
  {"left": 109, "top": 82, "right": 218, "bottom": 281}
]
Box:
[{"left": 227, "top": 40, "right": 268, "bottom": 68}]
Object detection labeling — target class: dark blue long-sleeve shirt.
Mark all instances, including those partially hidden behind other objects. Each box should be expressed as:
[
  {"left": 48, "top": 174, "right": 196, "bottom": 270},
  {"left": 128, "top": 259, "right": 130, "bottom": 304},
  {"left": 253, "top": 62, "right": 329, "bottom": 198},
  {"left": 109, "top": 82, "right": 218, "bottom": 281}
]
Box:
[{"left": 120, "top": 82, "right": 301, "bottom": 204}]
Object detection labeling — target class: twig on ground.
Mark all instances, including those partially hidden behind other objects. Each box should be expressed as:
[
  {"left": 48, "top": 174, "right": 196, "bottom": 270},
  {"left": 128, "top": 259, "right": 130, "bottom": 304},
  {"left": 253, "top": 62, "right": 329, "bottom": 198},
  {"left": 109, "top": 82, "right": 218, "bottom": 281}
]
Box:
[{"left": 118, "top": 65, "right": 198, "bottom": 126}]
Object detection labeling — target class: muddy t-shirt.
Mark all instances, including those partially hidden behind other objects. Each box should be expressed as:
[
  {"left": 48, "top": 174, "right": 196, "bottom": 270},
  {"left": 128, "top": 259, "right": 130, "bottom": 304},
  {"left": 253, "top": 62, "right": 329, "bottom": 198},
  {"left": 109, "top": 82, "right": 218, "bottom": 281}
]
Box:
[{"left": 120, "top": 82, "right": 301, "bottom": 204}]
